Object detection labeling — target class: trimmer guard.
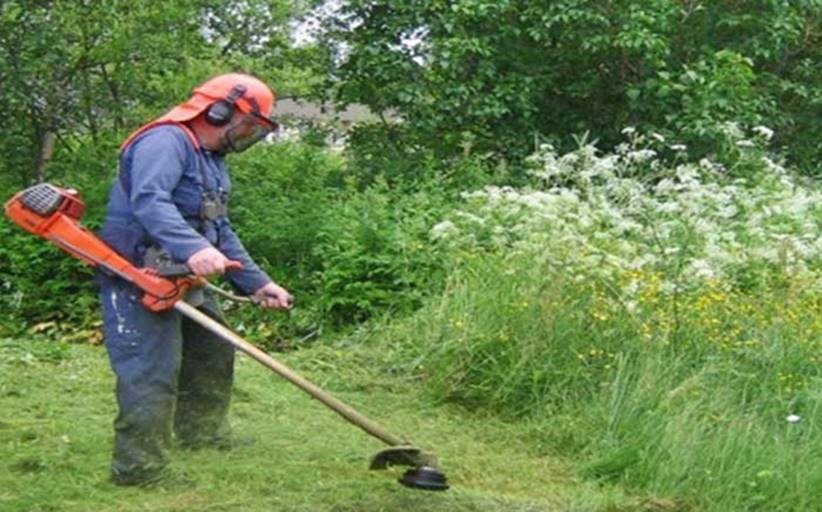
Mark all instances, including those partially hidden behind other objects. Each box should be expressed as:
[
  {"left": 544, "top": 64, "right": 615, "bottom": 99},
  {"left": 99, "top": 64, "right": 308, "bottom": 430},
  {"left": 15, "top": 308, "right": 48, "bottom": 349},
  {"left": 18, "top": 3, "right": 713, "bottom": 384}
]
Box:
[{"left": 369, "top": 446, "right": 437, "bottom": 470}]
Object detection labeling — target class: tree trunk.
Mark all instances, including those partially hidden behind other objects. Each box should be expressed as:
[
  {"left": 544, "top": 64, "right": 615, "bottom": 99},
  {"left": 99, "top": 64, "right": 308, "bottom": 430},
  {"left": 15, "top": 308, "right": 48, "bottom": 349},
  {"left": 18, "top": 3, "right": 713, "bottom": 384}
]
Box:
[{"left": 34, "top": 129, "right": 56, "bottom": 184}]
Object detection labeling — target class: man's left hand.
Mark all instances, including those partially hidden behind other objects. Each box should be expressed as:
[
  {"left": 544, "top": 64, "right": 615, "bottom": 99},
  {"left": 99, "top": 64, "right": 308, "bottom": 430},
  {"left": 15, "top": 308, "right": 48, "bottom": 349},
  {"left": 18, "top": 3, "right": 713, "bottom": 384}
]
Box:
[{"left": 252, "top": 282, "right": 294, "bottom": 310}]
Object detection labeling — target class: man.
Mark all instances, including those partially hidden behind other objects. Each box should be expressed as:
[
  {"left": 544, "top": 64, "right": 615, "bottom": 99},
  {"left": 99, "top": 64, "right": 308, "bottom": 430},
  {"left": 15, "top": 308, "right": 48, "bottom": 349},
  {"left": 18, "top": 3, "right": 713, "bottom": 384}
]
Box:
[{"left": 98, "top": 72, "right": 293, "bottom": 486}]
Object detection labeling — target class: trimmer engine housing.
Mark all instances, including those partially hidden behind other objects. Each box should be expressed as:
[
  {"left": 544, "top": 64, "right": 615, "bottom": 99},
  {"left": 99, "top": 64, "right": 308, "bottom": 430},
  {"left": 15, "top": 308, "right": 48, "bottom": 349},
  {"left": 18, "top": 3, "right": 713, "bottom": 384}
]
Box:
[
  {"left": 5, "top": 183, "right": 191, "bottom": 311},
  {"left": 7, "top": 183, "right": 86, "bottom": 234}
]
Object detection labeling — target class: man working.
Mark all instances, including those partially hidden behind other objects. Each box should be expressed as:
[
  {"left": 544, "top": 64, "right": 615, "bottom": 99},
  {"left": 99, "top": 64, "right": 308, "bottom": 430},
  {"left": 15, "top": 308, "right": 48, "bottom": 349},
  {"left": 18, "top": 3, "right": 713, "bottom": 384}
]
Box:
[{"left": 98, "top": 73, "right": 292, "bottom": 486}]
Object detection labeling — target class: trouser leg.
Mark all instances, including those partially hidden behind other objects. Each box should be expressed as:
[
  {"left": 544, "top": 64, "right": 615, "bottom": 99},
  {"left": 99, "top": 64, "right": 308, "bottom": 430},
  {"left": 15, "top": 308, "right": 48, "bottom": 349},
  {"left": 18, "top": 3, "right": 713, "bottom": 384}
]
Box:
[
  {"left": 174, "top": 300, "right": 235, "bottom": 449},
  {"left": 100, "top": 278, "right": 182, "bottom": 483}
]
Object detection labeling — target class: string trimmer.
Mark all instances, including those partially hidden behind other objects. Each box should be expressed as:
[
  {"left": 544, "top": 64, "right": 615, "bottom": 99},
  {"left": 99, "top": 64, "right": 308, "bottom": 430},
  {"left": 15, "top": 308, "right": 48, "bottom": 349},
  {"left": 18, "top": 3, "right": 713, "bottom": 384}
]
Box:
[{"left": 4, "top": 183, "right": 448, "bottom": 491}]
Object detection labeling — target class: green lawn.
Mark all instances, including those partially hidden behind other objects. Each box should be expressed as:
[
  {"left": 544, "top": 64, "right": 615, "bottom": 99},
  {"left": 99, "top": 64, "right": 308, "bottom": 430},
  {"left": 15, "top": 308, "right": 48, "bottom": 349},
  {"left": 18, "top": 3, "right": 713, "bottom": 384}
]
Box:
[{"left": 0, "top": 338, "right": 641, "bottom": 512}]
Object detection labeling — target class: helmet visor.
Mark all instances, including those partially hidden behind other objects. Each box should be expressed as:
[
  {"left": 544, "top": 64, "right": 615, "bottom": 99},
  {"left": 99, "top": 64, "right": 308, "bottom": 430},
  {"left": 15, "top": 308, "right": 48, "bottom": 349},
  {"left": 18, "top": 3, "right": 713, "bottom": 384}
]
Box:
[{"left": 223, "top": 113, "right": 279, "bottom": 153}]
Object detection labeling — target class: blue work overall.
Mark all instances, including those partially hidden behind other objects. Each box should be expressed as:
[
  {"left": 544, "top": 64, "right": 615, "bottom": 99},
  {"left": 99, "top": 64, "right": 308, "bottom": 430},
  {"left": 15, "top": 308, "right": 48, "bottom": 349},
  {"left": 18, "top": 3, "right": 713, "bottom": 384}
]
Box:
[{"left": 98, "top": 124, "right": 271, "bottom": 483}]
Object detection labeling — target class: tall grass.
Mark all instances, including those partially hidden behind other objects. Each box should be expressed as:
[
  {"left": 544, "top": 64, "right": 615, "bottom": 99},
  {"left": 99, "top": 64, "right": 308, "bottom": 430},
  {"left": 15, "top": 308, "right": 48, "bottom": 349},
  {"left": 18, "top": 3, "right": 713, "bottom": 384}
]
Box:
[
  {"left": 367, "top": 127, "right": 822, "bottom": 510},
  {"left": 377, "top": 253, "right": 820, "bottom": 510}
]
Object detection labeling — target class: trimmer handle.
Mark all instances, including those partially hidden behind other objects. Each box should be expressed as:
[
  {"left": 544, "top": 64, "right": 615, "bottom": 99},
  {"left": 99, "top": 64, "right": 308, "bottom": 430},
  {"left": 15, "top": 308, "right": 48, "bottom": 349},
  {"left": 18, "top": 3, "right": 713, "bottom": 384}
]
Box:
[{"left": 155, "top": 259, "right": 244, "bottom": 277}]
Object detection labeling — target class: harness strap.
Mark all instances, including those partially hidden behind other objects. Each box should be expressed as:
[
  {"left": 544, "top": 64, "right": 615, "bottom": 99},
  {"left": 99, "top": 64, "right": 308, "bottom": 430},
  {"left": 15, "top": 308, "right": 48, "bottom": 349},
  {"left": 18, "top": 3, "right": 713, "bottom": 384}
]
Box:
[
  {"left": 120, "top": 121, "right": 200, "bottom": 153},
  {"left": 118, "top": 122, "right": 228, "bottom": 248}
]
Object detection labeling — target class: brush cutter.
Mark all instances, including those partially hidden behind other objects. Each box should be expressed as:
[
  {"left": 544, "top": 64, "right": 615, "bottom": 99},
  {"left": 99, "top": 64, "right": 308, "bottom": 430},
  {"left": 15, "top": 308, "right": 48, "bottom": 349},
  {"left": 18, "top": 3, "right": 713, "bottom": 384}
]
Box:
[{"left": 4, "top": 183, "right": 448, "bottom": 491}]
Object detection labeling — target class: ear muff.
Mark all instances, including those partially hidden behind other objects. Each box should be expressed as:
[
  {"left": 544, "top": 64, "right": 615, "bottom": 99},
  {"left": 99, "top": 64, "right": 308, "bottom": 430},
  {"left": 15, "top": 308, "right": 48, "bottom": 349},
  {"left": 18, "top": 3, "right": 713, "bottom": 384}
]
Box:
[{"left": 205, "top": 84, "right": 248, "bottom": 126}]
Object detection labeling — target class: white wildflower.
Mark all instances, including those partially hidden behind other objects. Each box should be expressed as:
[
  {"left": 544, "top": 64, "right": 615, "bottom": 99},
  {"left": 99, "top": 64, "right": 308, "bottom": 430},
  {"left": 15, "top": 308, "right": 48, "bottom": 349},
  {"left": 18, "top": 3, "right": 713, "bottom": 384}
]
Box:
[
  {"left": 651, "top": 132, "right": 666, "bottom": 142},
  {"left": 627, "top": 149, "right": 657, "bottom": 162},
  {"left": 669, "top": 144, "right": 687, "bottom": 152},
  {"left": 615, "top": 142, "right": 631, "bottom": 155},
  {"left": 661, "top": 281, "right": 679, "bottom": 295},
  {"left": 736, "top": 139, "right": 755, "bottom": 148},
  {"left": 721, "top": 121, "right": 744, "bottom": 139},
  {"left": 687, "top": 259, "right": 717, "bottom": 280},
  {"left": 761, "top": 156, "right": 787, "bottom": 175},
  {"left": 656, "top": 201, "right": 680, "bottom": 214},
  {"left": 275, "top": 126, "right": 303, "bottom": 142},
  {"left": 698, "top": 159, "right": 725, "bottom": 173},
  {"left": 613, "top": 219, "right": 640, "bottom": 235},
  {"left": 627, "top": 254, "right": 658, "bottom": 270},
  {"left": 454, "top": 211, "right": 486, "bottom": 225},
  {"left": 560, "top": 152, "right": 580, "bottom": 166},
  {"left": 621, "top": 126, "right": 636, "bottom": 136},
  {"left": 442, "top": 136, "right": 818, "bottom": 299},
  {"left": 717, "top": 204, "right": 737, "bottom": 219},
  {"left": 654, "top": 178, "right": 677, "bottom": 194},
  {"left": 786, "top": 414, "right": 801, "bottom": 424},
  {"left": 430, "top": 220, "right": 458, "bottom": 240},
  {"left": 752, "top": 125, "right": 774, "bottom": 141},
  {"left": 623, "top": 279, "right": 640, "bottom": 296}
]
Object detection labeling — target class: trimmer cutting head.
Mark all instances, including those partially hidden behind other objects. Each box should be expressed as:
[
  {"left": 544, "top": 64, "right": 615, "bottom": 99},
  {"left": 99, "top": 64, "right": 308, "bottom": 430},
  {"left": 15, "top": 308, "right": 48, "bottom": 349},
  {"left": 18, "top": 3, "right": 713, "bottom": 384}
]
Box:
[
  {"left": 399, "top": 466, "right": 449, "bottom": 491},
  {"left": 370, "top": 446, "right": 449, "bottom": 491}
]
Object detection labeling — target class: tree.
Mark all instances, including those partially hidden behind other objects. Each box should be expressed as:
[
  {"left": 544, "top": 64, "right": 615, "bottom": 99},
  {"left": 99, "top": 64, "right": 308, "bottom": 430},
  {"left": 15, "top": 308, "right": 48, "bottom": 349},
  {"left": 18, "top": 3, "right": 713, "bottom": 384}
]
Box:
[
  {"left": 0, "top": 0, "right": 326, "bottom": 187},
  {"left": 323, "top": 0, "right": 821, "bottom": 174}
]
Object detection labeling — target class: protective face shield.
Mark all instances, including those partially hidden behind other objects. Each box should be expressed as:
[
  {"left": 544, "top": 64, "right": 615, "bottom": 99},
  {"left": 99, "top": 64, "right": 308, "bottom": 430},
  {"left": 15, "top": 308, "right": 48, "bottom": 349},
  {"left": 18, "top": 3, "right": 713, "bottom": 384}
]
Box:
[
  {"left": 222, "top": 112, "right": 279, "bottom": 153},
  {"left": 120, "top": 73, "right": 279, "bottom": 155}
]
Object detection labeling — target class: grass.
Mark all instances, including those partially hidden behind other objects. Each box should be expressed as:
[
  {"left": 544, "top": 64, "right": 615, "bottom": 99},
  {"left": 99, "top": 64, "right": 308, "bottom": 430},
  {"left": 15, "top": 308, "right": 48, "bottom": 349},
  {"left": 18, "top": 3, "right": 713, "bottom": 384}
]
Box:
[
  {"left": 364, "top": 253, "right": 822, "bottom": 512},
  {"left": 1, "top": 270, "right": 818, "bottom": 512},
  {"left": 0, "top": 337, "right": 649, "bottom": 512}
]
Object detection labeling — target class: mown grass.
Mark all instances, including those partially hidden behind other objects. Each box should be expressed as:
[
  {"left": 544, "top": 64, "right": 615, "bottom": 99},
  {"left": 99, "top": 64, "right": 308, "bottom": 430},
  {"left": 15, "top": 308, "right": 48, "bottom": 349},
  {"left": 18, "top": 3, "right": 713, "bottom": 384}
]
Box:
[{"left": 0, "top": 337, "right": 665, "bottom": 512}]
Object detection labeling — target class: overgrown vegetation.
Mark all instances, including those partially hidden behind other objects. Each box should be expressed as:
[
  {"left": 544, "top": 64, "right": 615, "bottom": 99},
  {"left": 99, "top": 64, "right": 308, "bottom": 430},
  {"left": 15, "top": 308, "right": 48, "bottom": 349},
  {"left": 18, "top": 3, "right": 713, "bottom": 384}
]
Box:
[
  {"left": 1, "top": 1, "right": 820, "bottom": 510},
  {"left": 356, "top": 130, "right": 821, "bottom": 511}
]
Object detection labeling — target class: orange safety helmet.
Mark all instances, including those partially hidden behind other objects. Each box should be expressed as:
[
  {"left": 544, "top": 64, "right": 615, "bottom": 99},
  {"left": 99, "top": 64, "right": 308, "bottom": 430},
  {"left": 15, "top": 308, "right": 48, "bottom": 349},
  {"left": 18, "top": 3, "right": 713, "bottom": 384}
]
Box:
[{"left": 121, "top": 73, "right": 278, "bottom": 152}]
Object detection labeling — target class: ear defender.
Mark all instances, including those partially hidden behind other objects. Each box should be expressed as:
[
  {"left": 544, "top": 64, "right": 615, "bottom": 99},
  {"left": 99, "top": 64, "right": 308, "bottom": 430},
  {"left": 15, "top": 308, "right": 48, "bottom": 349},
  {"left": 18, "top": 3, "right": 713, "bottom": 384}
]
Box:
[{"left": 205, "top": 84, "right": 248, "bottom": 126}]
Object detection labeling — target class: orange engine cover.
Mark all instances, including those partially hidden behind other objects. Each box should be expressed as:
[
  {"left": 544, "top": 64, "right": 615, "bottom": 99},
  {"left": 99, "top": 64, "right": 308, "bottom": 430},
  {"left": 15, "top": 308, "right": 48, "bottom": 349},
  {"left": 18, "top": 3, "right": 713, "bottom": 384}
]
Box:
[{"left": 4, "top": 183, "right": 194, "bottom": 311}]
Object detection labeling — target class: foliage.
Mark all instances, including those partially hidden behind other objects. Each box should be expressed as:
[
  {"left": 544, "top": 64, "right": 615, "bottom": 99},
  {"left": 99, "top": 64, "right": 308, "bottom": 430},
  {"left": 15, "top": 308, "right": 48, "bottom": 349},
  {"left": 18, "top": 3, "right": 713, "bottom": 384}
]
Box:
[
  {"left": 227, "top": 142, "right": 451, "bottom": 331},
  {"left": 221, "top": 140, "right": 349, "bottom": 341},
  {"left": 310, "top": 179, "right": 448, "bottom": 325},
  {"left": 0, "top": 137, "right": 451, "bottom": 340},
  {"left": 434, "top": 127, "right": 820, "bottom": 290},
  {"left": 0, "top": 0, "right": 325, "bottom": 187},
  {"left": 0, "top": 219, "right": 99, "bottom": 337},
  {"left": 324, "top": 0, "right": 822, "bottom": 173},
  {"left": 0, "top": 0, "right": 210, "bottom": 185},
  {"left": 0, "top": 0, "right": 329, "bottom": 338},
  {"left": 0, "top": 128, "right": 138, "bottom": 337},
  {"left": 2, "top": 2, "right": 820, "bottom": 509},
  {"left": 361, "top": 135, "right": 821, "bottom": 510}
]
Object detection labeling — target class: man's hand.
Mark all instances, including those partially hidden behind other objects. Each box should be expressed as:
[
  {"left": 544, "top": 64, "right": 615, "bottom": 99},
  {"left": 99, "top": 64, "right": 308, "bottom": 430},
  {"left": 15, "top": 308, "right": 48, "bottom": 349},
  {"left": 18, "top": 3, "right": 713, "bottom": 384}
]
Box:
[
  {"left": 253, "top": 282, "right": 294, "bottom": 310},
  {"left": 186, "top": 247, "right": 231, "bottom": 276}
]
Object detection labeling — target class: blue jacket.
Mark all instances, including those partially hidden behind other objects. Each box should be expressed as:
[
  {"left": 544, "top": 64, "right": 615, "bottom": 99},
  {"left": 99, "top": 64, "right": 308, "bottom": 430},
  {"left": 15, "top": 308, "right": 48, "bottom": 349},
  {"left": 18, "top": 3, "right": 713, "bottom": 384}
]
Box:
[{"left": 100, "top": 124, "right": 271, "bottom": 294}]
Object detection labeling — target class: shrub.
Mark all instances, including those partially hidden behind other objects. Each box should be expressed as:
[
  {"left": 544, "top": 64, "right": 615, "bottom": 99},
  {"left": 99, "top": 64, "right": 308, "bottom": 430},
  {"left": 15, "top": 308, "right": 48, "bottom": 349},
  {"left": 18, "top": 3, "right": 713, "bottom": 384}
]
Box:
[
  {"left": 311, "top": 179, "right": 448, "bottom": 325},
  {"left": 364, "top": 130, "right": 821, "bottom": 510}
]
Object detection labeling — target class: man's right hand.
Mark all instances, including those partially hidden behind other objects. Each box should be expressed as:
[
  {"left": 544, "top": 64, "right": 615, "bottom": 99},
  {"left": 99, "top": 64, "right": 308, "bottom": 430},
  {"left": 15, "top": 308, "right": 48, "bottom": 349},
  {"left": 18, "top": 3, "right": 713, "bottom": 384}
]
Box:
[{"left": 186, "top": 247, "right": 230, "bottom": 276}]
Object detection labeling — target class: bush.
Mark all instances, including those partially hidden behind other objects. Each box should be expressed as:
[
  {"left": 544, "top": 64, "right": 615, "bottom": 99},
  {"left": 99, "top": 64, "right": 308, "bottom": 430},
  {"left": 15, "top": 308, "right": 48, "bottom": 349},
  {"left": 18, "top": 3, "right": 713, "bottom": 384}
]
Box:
[
  {"left": 0, "top": 220, "right": 99, "bottom": 336},
  {"left": 0, "top": 137, "right": 460, "bottom": 341},
  {"left": 209, "top": 142, "right": 452, "bottom": 340},
  {"left": 361, "top": 132, "right": 821, "bottom": 510},
  {"left": 0, "top": 135, "right": 118, "bottom": 336},
  {"left": 311, "top": 179, "right": 448, "bottom": 325}
]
